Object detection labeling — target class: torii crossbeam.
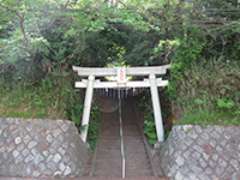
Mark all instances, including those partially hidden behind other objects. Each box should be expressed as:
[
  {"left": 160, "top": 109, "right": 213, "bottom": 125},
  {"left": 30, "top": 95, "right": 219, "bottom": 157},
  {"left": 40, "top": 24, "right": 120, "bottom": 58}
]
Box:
[{"left": 73, "top": 65, "right": 171, "bottom": 143}]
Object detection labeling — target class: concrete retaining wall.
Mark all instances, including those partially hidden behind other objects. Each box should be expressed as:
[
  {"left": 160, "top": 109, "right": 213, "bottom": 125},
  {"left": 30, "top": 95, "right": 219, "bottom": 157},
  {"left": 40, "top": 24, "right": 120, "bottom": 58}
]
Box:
[
  {"left": 0, "top": 118, "right": 89, "bottom": 178},
  {"left": 160, "top": 125, "right": 240, "bottom": 180}
]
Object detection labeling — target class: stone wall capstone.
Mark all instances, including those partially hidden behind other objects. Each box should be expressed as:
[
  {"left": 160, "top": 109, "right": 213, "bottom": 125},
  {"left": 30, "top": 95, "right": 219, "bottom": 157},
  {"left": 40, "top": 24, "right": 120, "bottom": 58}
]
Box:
[
  {"left": 160, "top": 125, "right": 240, "bottom": 180},
  {"left": 0, "top": 118, "right": 89, "bottom": 178}
]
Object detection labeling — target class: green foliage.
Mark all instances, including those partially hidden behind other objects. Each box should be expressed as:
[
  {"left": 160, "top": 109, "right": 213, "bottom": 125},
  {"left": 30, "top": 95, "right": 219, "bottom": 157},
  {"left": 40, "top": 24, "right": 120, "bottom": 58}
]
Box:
[
  {"left": 0, "top": 76, "right": 75, "bottom": 118},
  {"left": 216, "top": 98, "right": 235, "bottom": 110},
  {"left": 138, "top": 91, "right": 172, "bottom": 145},
  {"left": 144, "top": 113, "right": 157, "bottom": 145},
  {"left": 137, "top": 94, "right": 157, "bottom": 145},
  {"left": 0, "top": 0, "right": 239, "bottom": 72},
  {"left": 88, "top": 105, "right": 101, "bottom": 150},
  {"left": 178, "top": 110, "right": 240, "bottom": 126},
  {"left": 0, "top": 0, "right": 240, "bottom": 146},
  {"left": 163, "top": 0, "right": 240, "bottom": 127},
  {"left": 170, "top": 60, "right": 240, "bottom": 125}
]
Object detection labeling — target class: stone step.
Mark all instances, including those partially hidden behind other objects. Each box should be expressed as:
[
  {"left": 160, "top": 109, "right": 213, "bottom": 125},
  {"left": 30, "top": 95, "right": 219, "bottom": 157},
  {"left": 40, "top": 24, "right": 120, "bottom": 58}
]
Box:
[
  {"left": 87, "top": 176, "right": 168, "bottom": 180},
  {"left": 0, "top": 176, "right": 169, "bottom": 180},
  {"left": 97, "top": 139, "right": 121, "bottom": 149},
  {"left": 96, "top": 149, "right": 121, "bottom": 159},
  {"left": 93, "top": 159, "right": 122, "bottom": 176},
  {"left": 100, "top": 128, "right": 120, "bottom": 137}
]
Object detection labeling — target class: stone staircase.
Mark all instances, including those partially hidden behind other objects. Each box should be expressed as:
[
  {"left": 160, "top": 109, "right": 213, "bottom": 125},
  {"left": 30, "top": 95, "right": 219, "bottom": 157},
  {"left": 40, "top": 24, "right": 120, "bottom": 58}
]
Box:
[
  {"left": 87, "top": 99, "right": 167, "bottom": 179},
  {"left": 92, "top": 112, "right": 122, "bottom": 177}
]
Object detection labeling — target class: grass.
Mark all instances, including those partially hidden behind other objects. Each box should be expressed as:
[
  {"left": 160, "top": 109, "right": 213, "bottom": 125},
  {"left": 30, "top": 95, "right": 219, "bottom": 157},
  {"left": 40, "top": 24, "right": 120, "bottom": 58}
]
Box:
[
  {"left": 139, "top": 92, "right": 240, "bottom": 146},
  {"left": 177, "top": 110, "right": 240, "bottom": 126},
  {"left": 170, "top": 60, "right": 240, "bottom": 126},
  {"left": 0, "top": 84, "right": 67, "bottom": 119},
  {"left": 0, "top": 77, "right": 101, "bottom": 150}
]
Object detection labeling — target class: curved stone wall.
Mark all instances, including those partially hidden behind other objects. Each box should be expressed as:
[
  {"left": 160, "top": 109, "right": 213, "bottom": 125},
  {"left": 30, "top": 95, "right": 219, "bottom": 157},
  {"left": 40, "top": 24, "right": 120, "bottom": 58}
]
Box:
[
  {"left": 0, "top": 118, "right": 89, "bottom": 178},
  {"left": 160, "top": 125, "right": 240, "bottom": 180}
]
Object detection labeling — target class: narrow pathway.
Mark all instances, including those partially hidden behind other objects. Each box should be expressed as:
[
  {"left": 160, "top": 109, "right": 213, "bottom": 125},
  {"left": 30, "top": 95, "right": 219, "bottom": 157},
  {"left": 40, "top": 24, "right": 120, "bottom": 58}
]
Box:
[
  {"left": 91, "top": 98, "right": 161, "bottom": 179},
  {"left": 122, "top": 102, "right": 153, "bottom": 177},
  {"left": 93, "top": 111, "right": 122, "bottom": 177}
]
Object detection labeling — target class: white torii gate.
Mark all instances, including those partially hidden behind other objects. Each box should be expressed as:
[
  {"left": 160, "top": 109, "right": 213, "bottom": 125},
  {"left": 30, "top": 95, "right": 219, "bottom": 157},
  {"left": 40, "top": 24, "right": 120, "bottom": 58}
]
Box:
[{"left": 73, "top": 65, "right": 170, "bottom": 143}]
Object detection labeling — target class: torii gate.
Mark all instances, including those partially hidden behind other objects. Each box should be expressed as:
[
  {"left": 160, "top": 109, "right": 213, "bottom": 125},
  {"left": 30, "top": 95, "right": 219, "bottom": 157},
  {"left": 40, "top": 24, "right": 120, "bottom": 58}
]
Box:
[{"left": 73, "top": 65, "right": 170, "bottom": 143}]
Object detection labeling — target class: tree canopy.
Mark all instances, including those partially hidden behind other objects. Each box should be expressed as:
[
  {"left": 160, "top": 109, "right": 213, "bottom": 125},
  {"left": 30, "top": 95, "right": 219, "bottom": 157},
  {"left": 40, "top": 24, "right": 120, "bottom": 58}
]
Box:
[{"left": 0, "top": 0, "right": 239, "bottom": 128}]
